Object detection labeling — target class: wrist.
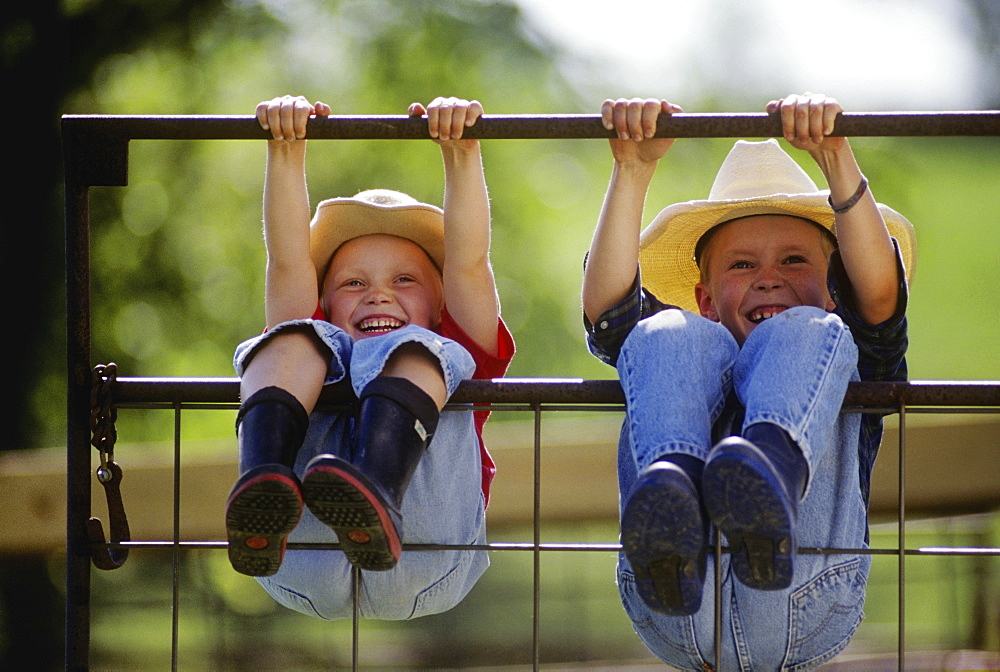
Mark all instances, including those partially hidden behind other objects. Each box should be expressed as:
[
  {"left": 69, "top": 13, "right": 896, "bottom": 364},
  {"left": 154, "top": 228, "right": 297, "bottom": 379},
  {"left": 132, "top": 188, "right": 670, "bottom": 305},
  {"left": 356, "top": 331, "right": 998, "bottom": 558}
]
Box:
[
  {"left": 613, "top": 158, "right": 658, "bottom": 183},
  {"left": 808, "top": 139, "right": 854, "bottom": 175},
  {"left": 439, "top": 140, "right": 481, "bottom": 160},
  {"left": 267, "top": 139, "right": 307, "bottom": 159}
]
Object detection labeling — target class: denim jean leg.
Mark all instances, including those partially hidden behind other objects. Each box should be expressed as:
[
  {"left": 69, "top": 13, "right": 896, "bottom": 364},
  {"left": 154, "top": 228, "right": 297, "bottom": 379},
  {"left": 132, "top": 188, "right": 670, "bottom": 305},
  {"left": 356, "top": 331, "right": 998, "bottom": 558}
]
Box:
[
  {"left": 234, "top": 318, "right": 353, "bottom": 385},
  {"left": 734, "top": 306, "right": 859, "bottom": 491},
  {"left": 724, "top": 307, "right": 869, "bottom": 669},
  {"left": 618, "top": 309, "right": 739, "bottom": 471},
  {"left": 616, "top": 425, "right": 725, "bottom": 671},
  {"left": 349, "top": 324, "right": 475, "bottom": 398},
  {"left": 719, "top": 409, "right": 871, "bottom": 670}
]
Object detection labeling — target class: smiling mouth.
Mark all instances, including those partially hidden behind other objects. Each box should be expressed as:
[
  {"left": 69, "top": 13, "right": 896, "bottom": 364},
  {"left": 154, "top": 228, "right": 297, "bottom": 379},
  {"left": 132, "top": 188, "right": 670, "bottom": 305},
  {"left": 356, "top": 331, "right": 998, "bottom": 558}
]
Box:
[
  {"left": 747, "top": 307, "right": 787, "bottom": 324},
  {"left": 357, "top": 317, "right": 404, "bottom": 334}
]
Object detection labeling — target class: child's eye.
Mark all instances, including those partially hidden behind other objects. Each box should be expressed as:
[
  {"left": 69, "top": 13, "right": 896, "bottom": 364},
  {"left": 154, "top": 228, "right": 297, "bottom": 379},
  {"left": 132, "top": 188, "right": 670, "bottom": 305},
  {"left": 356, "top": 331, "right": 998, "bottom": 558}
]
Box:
[
  {"left": 343, "top": 279, "right": 365, "bottom": 288},
  {"left": 395, "top": 275, "right": 416, "bottom": 284},
  {"left": 783, "top": 255, "right": 807, "bottom": 265},
  {"left": 729, "top": 260, "right": 753, "bottom": 270}
]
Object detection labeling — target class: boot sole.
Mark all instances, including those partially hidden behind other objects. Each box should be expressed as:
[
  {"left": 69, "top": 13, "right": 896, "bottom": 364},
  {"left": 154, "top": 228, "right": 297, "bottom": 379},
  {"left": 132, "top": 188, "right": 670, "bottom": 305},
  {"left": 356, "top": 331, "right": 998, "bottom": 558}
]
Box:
[
  {"left": 302, "top": 459, "right": 401, "bottom": 571},
  {"left": 703, "top": 440, "right": 796, "bottom": 590},
  {"left": 225, "top": 468, "right": 302, "bottom": 577},
  {"left": 621, "top": 463, "right": 706, "bottom": 616}
]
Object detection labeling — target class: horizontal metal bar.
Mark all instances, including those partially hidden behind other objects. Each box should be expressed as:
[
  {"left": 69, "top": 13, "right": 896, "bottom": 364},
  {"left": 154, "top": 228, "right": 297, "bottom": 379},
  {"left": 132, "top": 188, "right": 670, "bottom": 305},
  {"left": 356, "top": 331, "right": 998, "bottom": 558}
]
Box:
[
  {"left": 91, "top": 540, "right": 1000, "bottom": 556},
  {"left": 111, "top": 377, "right": 1000, "bottom": 407},
  {"left": 61, "top": 111, "right": 1000, "bottom": 140}
]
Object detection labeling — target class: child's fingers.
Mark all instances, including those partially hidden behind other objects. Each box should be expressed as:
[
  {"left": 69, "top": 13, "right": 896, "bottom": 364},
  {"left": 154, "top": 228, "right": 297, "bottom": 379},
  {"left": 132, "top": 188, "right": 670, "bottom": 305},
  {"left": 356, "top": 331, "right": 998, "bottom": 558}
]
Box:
[
  {"left": 819, "top": 96, "right": 842, "bottom": 137},
  {"left": 444, "top": 99, "right": 482, "bottom": 140},
  {"left": 602, "top": 98, "right": 672, "bottom": 141},
  {"left": 256, "top": 95, "right": 326, "bottom": 141},
  {"left": 426, "top": 96, "right": 460, "bottom": 140},
  {"left": 256, "top": 97, "right": 291, "bottom": 138},
  {"left": 255, "top": 101, "right": 272, "bottom": 132},
  {"left": 255, "top": 95, "right": 301, "bottom": 140},
  {"left": 625, "top": 99, "right": 648, "bottom": 141},
  {"left": 661, "top": 100, "right": 683, "bottom": 116},
  {"left": 777, "top": 94, "right": 804, "bottom": 143},
  {"left": 794, "top": 99, "right": 823, "bottom": 144},
  {"left": 803, "top": 92, "right": 829, "bottom": 144},
  {"left": 278, "top": 97, "right": 299, "bottom": 139},
  {"left": 313, "top": 101, "right": 331, "bottom": 117},
  {"left": 426, "top": 96, "right": 482, "bottom": 140},
  {"left": 640, "top": 99, "right": 671, "bottom": 138},
  {"left": 431, "top": 98, "right": 455, "bottom": 139},
  {"left": 608, "top": 99, "right": 632, "bottom": 141},
  {"left": 777, "top": 93, "right": 841, "bottom": 145},
  {"left": 465, "top": 100, "right": 484, "bottom": 126},
  {"left": 446, "top": 99, "right": 467, "bottom": 140},
  {"left": 291, "top": 98, "right": 314, "bottom": 139},
  {"left": 270, "top": 100, "right": 292, "bottom": 140},
  {"left": 601, "top": 99, "right": 616, "bottom": 131}
]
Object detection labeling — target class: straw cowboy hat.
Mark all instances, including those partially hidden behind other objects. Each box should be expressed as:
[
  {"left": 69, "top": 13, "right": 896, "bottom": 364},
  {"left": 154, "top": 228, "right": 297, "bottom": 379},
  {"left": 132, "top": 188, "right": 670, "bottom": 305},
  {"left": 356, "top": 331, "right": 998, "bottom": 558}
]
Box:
[
  {"left": 310, "top": 189, "right": 445, "bottom": 283},
  {"left": 638, "top": 139, "right": 916, "bottom": 313}
]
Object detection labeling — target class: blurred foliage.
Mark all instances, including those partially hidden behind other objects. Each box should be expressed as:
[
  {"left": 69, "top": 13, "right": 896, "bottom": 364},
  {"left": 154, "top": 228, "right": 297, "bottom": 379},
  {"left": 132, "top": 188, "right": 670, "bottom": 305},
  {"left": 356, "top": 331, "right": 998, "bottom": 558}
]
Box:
[{"left": 3, "top": 0, "right": 993, "bottom": 450}]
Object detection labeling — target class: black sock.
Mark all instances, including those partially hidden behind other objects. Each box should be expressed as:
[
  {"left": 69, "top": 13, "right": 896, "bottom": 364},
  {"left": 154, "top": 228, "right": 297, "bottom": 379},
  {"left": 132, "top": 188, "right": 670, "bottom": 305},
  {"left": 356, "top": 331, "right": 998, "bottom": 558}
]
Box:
[
  {"left": 743, "top": 423, "right": 808, "bottom": 498},
  {"left": 360, "top": 377, "right": 440, "bottom": 442},
  {"left": 662, "top": 453, "right": 704, "bottom": 490}
]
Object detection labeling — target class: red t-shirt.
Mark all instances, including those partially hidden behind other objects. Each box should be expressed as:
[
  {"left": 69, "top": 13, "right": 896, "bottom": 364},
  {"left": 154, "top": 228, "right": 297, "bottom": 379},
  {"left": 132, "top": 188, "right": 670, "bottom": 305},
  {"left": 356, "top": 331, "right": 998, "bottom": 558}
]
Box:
[{"left": 310, "top": 304, "right": 515, "bottom": 506}]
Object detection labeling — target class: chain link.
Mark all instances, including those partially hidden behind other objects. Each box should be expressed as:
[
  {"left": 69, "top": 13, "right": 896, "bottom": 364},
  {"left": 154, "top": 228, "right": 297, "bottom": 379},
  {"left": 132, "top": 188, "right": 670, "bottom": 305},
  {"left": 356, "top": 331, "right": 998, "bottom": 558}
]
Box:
[{"left": 90, "top": 363, "right": 118, "bottom": 482}]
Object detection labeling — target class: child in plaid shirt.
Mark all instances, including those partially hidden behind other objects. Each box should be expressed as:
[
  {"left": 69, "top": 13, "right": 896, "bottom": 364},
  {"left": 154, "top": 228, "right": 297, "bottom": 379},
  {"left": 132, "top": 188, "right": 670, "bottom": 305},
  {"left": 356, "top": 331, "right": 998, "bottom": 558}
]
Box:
[{"left": 583, "top": 93, "right": 914, "bottom": 670}]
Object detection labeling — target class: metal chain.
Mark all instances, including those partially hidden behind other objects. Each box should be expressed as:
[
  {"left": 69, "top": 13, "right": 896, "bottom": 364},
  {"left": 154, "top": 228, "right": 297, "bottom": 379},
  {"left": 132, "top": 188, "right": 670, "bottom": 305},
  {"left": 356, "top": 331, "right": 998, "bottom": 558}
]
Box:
[{"left": 90, "top": 362, "right": 118, "bottom": 482}]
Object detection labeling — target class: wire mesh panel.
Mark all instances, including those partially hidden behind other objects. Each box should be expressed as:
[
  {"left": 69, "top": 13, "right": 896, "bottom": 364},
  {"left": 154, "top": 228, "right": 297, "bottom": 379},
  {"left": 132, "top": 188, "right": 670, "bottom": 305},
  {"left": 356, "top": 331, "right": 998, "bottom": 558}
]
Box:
[{"left": 63, "top": 114, "right": 1000, "bottom": 671}]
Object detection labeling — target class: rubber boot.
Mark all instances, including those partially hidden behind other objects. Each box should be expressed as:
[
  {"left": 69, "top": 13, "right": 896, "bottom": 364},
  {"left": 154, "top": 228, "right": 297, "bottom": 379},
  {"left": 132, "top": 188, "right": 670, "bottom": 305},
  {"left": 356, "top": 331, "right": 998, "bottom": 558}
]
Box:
[
  {"left": 620, "top": 456, "right": 708, "bottom": 616},
  {"left": 702, "top": 422, "right": 808, "bottom": 590},
  {"left": 301, "top": 377, "right": 439, "bottom": 571},
  {"left": 225, "top": 386, "right": 308, "bottom": 577}
]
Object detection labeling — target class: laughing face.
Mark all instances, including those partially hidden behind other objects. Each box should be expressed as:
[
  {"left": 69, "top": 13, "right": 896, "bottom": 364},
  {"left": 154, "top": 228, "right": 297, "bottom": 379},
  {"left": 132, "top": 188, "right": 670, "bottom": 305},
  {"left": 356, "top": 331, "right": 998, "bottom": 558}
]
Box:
[
  {"left": 694, "top": 215, "right": 836, "bottom": 345},
  {"left": 321, "top": 234, "right": 444, "bottom": 341}
]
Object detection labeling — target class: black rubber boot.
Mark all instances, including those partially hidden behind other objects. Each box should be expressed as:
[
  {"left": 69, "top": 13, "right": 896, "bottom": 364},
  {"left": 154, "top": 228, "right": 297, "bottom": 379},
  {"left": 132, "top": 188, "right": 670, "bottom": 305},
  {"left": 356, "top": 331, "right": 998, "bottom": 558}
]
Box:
[
  {"left": 703, "top": 423, "right": 807, "bottom": 590},
  {"left": 301, "top": 377, "right": 439, "bottom": 571},
  {"left": 620, "top": 459, "right": 708, "bottom": 616},
  {"left": 225, "top": 387, "right": 309, "bottom": 577}
]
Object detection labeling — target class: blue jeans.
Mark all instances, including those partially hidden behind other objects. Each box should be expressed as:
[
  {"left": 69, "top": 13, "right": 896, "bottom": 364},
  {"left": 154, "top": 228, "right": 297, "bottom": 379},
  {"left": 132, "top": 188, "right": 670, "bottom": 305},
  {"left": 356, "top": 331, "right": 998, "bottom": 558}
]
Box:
[
  {"left": 234, "top": 321, "right": 487, "bottom": 620},
  {"left": 616, "top": 307, "right": 870, "bottom": 671}
]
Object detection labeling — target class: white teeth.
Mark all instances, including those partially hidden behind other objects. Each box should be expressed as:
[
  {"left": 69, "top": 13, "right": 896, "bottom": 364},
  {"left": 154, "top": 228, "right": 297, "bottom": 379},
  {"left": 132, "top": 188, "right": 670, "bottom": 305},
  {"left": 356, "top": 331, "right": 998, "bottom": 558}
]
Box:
[
  {"left": 750, "top": 309, "right": 782, "bottom": 323},
  {"left": 359, "top": 318, "right": 402, "bottom": 332}
]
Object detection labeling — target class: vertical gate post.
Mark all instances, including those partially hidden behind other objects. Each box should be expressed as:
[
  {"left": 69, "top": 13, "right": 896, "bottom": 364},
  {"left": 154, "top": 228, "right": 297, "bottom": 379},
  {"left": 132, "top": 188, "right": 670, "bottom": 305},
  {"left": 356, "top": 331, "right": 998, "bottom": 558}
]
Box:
[{"left": 62, "top": 119, "right": 130, "bottom": 671}]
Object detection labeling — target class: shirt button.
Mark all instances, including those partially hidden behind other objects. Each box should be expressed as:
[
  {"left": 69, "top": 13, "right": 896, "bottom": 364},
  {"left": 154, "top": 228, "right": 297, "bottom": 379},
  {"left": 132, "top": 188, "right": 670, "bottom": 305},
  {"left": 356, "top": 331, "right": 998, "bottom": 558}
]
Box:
[{"left": 599, "top": 321, "right": 609, "bottom": 330}]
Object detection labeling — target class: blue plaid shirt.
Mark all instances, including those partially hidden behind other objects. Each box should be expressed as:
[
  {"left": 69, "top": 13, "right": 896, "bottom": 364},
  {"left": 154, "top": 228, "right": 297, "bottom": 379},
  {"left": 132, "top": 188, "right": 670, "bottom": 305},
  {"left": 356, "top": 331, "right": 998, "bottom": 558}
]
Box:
[{"left": 585, "top": 244, "right": 909, "bottom": 514}]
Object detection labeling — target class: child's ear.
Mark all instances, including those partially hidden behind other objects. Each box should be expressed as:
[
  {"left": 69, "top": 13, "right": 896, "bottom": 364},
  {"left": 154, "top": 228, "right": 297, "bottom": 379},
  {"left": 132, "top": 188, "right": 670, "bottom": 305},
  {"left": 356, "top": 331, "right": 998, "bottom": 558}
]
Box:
[{"left": 694, "top": 283, "right": 719, "bottom": 321}]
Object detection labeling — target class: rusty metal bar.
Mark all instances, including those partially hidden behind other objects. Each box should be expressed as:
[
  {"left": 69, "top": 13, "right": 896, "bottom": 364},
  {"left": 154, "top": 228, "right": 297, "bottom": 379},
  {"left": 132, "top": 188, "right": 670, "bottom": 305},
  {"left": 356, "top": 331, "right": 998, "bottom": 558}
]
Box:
[
  {"left": 64, "top": 181, "right": 93, "bottom": 672},
  {"left": 61, "top": 111, "right": 1000, "bottom": 142},
  {"left": 110, "top": 377, "right": 1000, "bottom": 408},
  {"left": 897, "top": 403, "right": 908, "bottom": 671}
]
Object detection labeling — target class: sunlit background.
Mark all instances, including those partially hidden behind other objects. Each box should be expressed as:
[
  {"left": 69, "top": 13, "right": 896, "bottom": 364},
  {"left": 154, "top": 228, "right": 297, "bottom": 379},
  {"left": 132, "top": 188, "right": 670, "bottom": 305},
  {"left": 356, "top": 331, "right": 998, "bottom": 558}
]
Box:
[{"left": 2, "top": 0, "right": 998, "bottom": 669}]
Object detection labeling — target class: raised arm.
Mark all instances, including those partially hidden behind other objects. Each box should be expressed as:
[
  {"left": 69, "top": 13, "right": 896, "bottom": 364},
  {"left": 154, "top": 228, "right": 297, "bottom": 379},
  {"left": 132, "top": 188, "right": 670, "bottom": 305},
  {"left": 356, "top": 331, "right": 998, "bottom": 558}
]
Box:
[
  {"left": 409, "top": 97, "right": 500, "bottom": 355},
  {"left": 768, "top": 93, "right": 901, "bottom": 325},
  {"left": 256, "top": 95, "right": 331, "bottom": 329},
  {"left": 582, "top": 98, "right": 683, "bottom": 324}
]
